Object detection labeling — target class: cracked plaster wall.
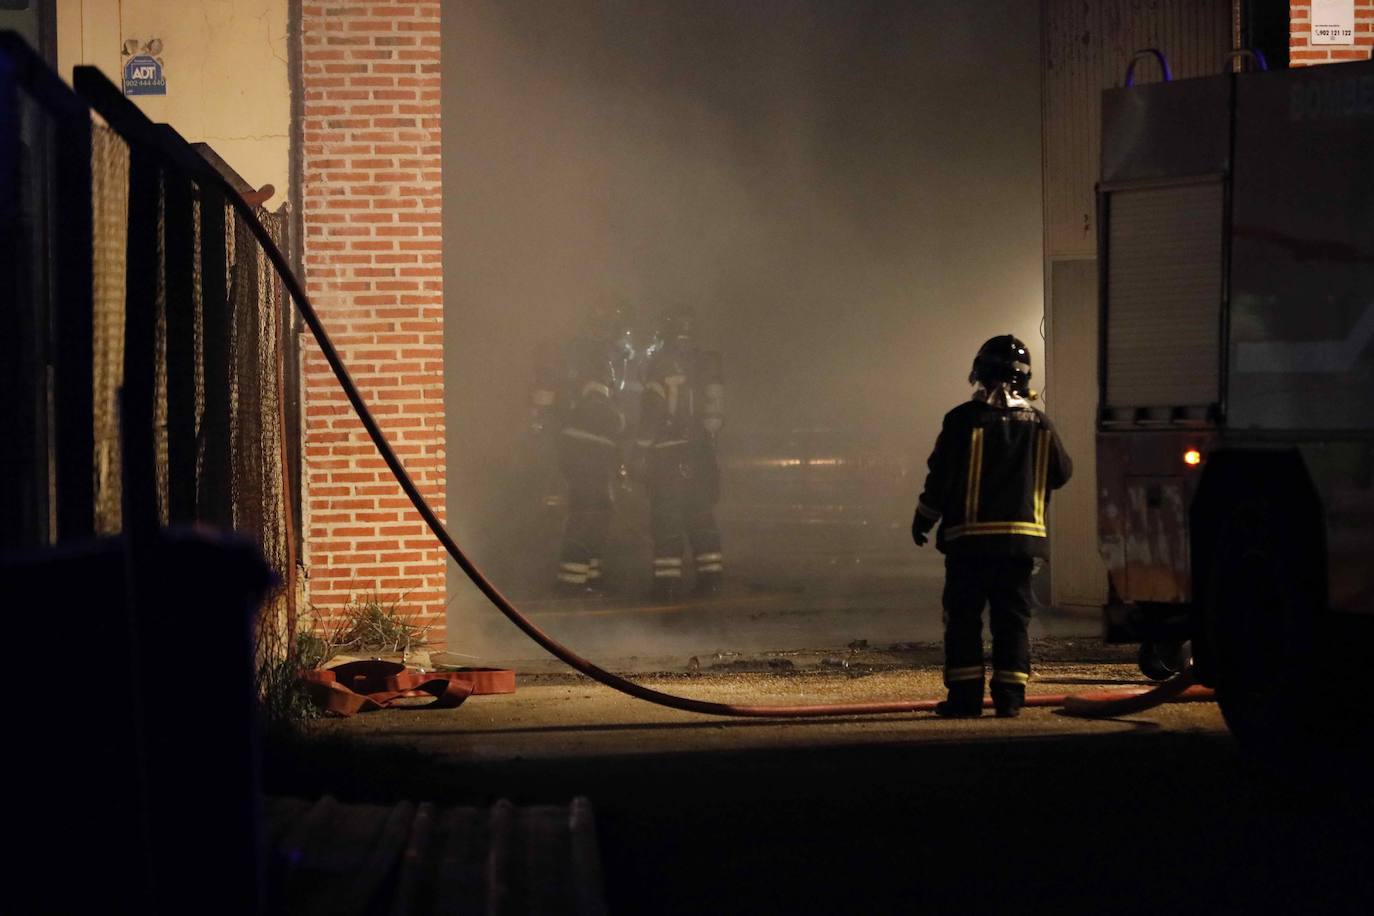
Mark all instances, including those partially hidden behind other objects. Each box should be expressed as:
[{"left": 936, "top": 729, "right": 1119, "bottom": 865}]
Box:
[{"left": 55, "top": 0, "right": 290, "bottom": 201}]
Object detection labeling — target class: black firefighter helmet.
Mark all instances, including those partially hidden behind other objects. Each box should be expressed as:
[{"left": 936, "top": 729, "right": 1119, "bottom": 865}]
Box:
[
  {"left": 651, "top": 306, "right": 696, "bottom": 356},
  {"left": 584, "top": 300, "right": 633, "bottom": 343},
  {"left": 969, "top": 334, "right": 1032, "bottom": 396}
]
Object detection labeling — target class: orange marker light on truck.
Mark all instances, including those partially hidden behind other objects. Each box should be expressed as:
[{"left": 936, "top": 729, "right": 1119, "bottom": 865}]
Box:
[{"left": 1183, "top": 448, "right": 1202, "bottom": 467}]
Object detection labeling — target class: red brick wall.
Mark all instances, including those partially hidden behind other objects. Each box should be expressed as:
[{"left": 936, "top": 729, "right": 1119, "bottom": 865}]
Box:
[
  {"left": 1291, "top": 0, "right": 1374, "bottom": 65},
  {"left": 300, "top": 2, "right": 446, "bottom": 642}
]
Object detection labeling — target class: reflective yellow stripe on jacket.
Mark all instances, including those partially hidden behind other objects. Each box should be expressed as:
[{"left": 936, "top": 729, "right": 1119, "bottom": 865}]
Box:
[
  {"left": 947, "top": 425, "right": 1049, "bottom": 542},
  {"left": 964, "top": 428, "right": 984, "bottom": 523},
  {"left": 944, "top": 521, "right": 1047, "bottom": 538},
  {"left": 1033, "top": 429, "right": 1050, "bottom": 528}
]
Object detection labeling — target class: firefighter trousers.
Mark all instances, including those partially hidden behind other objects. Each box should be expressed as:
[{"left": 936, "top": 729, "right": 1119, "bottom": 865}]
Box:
[
  {"left": 647, "top": 441, "right": 722, "bottom": 588},
  {"left": 558, "top": 476, "right": 613, "bottom": 588},
  {"left": 941, "top": 555, "right": 1035, "bottom": 709}
]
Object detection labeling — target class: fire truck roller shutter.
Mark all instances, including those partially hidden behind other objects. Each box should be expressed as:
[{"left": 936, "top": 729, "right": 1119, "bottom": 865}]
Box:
[{"left": 1103, "top": 182, "right": 1224, "bottom": 419}]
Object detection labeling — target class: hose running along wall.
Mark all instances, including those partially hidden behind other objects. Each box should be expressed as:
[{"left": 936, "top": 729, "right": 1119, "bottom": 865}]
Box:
[{"left": 221, "top": 178, "right": 1213, "bottom": 720}]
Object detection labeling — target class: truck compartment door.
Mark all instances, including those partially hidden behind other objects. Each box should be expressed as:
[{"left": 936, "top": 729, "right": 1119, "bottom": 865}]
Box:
[{"left": 1103, "top": 181, "right": 1225, "bottom": 420}]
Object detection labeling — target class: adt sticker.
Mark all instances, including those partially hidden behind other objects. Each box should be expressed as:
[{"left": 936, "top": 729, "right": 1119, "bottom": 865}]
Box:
[{"left": 123, "top": 54, "right": 166, "bottom": 96}]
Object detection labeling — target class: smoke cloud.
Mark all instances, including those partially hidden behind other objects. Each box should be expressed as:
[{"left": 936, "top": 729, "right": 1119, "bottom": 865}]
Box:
[{"left": 442, "top": 0, "right": 1043, "bottom": 663}]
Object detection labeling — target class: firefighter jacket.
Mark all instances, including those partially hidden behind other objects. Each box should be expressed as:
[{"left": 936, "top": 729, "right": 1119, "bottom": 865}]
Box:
[
  {"left": 557, "top": 383, "right": 624, "bottom": 482},
  {"left": 913, "top": 395, "right": 1072, "bottom": 559},
  {"left": 532, "top": 337, "right": 625, "bottom": 478},
  {"left": 636, "top": 347, "right": 724, "bottom": 450}
]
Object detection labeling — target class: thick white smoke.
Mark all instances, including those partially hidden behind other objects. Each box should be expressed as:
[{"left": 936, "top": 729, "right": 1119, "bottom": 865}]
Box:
[{"left": 442, "top": 0, "right": 1044, "bottom": 664}]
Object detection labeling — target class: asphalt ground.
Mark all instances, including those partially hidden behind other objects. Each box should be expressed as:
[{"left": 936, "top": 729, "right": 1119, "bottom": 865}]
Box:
[
  {"left": 441, "top": 548, "right": 1093, "bottom": 674},
  {"left": 268, "top": 649, "right": 1374, "bottom": 915}
]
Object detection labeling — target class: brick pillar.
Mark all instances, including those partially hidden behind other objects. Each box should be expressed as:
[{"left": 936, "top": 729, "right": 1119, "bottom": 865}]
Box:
[
  {"left": 300, "top": 2, "right": 446, "bottom": 642},
  {"left": 1291, "top": 1, "right": 1374, "bottom": 65}
]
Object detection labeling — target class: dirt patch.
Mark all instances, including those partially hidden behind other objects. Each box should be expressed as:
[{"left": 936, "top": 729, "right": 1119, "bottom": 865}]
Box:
[{"left": 516, "top": 635, "right": 1139, "bottom": 685}]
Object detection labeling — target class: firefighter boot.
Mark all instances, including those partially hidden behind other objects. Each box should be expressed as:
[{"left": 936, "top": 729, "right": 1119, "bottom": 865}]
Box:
[
  {"left": 650, "top": 577, "right": 682, "bottom": 605},
  {"left": 555, "top": 559, "right": 593, "bottom": 598},
  {"left": 934, "top": 684, "right": 984, "bottom": 719},
  {"left": 691, "top": 570, "right": 723, "bottom": 599},
  {"left": 584, "top": 558, "right": 607, "bottom": 597},
  {"left": 553, "top": 580, "right": 591, "bottom": 599},
  {"left": 992, "top": 684, "right": 1026, "bottom": 718}
]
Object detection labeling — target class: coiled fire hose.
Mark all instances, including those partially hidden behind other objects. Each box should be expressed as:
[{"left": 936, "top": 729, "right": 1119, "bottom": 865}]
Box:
[{"left": 223, "top": 181, "right": 1214, "bottom": 720}]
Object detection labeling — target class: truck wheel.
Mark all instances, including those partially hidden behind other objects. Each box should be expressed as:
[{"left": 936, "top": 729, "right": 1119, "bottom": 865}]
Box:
[
  {"left": 1191, "top": 450, "right": 1332, "bottom": 778},
  {"left": 1205, "top": 505, "right": 1318, "bottom": 758},
  {"left": 1137, "top": 640, "right": 1187, "bottom": 681}
]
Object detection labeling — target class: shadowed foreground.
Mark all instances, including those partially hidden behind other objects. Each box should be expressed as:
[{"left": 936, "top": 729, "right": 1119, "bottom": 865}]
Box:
[{"left": 267, "top": 665, "right": 1374, "bottom": 915}]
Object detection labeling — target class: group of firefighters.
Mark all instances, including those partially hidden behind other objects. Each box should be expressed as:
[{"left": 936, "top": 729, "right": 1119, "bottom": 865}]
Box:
[
  {"left": 533, "top": 315, "right": 1072, "bottom": 719},
  {"left": 532, "top": 304, "right": 725, "bottom": 605}
]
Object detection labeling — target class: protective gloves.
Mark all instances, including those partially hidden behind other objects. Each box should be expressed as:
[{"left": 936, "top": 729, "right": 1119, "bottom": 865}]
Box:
[{"left": 912, "top": 517, "right": 931, "bottom": 547}]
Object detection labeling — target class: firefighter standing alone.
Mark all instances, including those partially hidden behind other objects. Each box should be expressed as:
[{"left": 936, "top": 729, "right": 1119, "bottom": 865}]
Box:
[
  {"left": 911, "top": 335, "right": 1072, "bottom": 718},
  {"left": 637, "top": 308, "right": 725, "bottom": 602}
]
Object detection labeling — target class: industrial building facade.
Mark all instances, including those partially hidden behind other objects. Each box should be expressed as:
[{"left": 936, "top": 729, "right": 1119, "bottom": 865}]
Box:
[{"left": 2, "top": 0, "right": 1367, "bottom": 643}]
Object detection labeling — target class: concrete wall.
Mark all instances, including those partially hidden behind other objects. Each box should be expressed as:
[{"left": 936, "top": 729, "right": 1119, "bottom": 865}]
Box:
[{"left": 54, "top": 0, "right": 290, "bottom": 200}]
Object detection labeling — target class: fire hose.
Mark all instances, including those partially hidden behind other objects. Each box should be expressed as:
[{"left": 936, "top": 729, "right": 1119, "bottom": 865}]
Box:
[{"left": 222, "top": 182, "right": 1214, "bottom": 720}]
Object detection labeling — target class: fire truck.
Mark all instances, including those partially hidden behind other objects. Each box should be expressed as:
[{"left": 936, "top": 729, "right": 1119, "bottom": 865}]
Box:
[{"left": 1095, "top": 55, "right": 1374, "bottom": 753}]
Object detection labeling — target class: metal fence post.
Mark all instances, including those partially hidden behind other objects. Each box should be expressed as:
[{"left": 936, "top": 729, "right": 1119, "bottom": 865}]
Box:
[
  {"left": 51, "top": 68, "right": 94, "bottom": 542},
  {"left": 199, "top": 182, "right": 234, "bottom": 529},
  {"left": 164, "top": 166, "right": 197, "bottom": 524}
]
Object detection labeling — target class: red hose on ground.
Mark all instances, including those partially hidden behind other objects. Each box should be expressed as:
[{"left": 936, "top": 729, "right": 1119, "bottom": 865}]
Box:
[{"left": 222, "top": 183, "right": 1215, "bottom": 721}]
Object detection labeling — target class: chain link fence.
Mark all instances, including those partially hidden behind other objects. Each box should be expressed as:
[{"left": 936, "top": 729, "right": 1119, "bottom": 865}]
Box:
[{"left": 2, "top": 37, "right": 301, "bottom": 643}]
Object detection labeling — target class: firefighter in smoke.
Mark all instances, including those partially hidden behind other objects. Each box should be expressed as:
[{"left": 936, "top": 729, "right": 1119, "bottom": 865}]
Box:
[
  {"left": 532, "top": 305, "right": 634, "bottom": 596},
  {"left": 911, "top": 335, "right": 1072, "bottom": 718},
  {"left": 636, "top": 307, "right": 725, "bottom": 602}
]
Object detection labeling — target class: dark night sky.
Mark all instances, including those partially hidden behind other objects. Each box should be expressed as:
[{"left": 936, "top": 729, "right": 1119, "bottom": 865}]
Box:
[{"left": 442, "top": 0, "right": 1043, "bottom": 630}]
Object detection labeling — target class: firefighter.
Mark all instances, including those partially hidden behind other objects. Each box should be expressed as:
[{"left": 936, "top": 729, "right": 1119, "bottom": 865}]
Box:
[
  {"left": 532, "top": 307, "right": 631, "bottom": 596},
  {"left": 911, "top": 334, "right": 1072, "bottom": 718},
  {"left": 636, "top": 307, "right": 725, "bottom": 602}
]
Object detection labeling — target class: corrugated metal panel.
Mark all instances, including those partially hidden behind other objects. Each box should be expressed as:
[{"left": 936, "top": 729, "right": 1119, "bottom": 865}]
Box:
[
  {"left": 1105, "top": 183, "right": 1224, "bottom": 409},
  {"left": 1047, "top": 258, "right": 1107, "bottom": 607},
  {"left": 1043, "top": 0, "right": 1234, "bottom": 259},
  {"left": 1043, "top": 0, "right": 1104, "bottom": 259},
  {"left": 1042, "top": 0, "right": 1232, "bottom": 609}
]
